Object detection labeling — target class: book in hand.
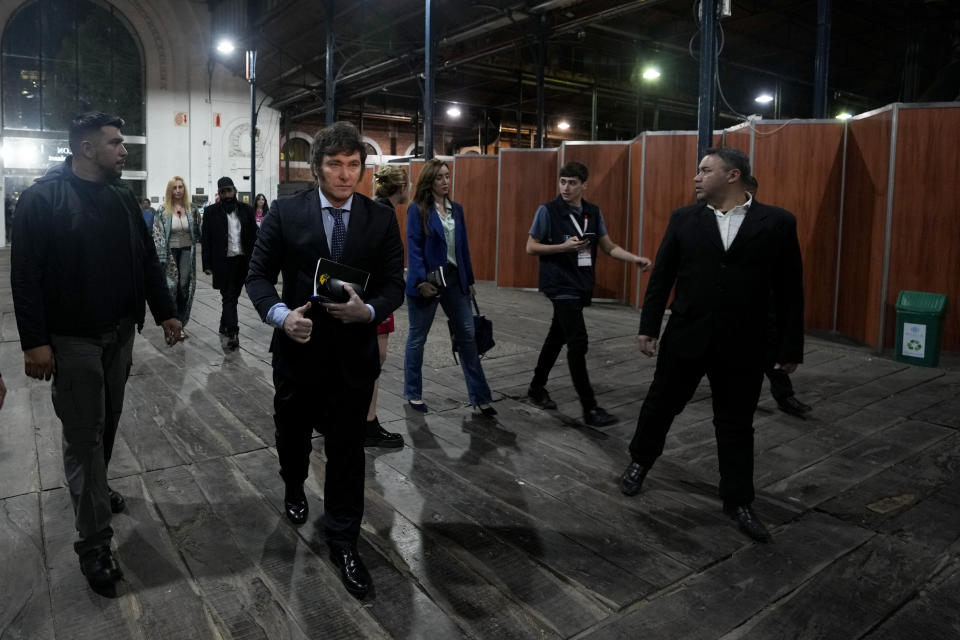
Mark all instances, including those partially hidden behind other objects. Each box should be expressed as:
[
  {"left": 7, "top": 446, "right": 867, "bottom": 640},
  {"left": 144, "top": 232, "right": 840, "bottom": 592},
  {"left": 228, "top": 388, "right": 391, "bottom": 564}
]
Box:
[{"left": 312, "top": 258, "right": 369, "bottom": 303}]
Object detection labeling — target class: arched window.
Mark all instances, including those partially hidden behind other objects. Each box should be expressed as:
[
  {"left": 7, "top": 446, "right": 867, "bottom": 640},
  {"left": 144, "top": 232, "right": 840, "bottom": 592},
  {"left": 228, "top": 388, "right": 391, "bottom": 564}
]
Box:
[
  {"left": 281, "top": 137, "right": 310, "bottom": 162},
  {"left": 2, "top": 0, "right": 145, "bottom": 134}
]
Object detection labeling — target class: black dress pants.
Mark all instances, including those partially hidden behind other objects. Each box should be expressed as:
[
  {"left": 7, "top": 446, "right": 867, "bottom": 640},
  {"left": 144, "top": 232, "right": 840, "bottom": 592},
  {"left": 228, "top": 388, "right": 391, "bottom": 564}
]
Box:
[
  {"left": 530, "top": 298, "right": 596, "bottom": 411},
  {"left": 764, "top": 366, "right": 794, "bottom": 402},
  {"left": 217, "top": 256, "right": 248, "bottom": 335},
  {"left": 628, "top": 343, "right": 764, "bottom": 507},
  {"left": 273, "top": 370, "right": 373, "bottom": 545}
]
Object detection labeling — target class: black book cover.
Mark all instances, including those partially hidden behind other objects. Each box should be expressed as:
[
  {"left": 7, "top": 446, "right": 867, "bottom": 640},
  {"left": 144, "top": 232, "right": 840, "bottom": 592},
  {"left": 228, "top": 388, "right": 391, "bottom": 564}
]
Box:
[{"left": 312, "top": 258, "right": 370, "bottom": 303}]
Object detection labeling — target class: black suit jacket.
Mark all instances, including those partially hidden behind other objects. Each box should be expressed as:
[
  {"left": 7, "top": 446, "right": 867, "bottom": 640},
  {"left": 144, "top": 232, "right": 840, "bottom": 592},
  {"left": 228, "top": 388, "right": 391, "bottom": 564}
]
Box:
[
  {"left": 245, "top": 188, "right": 405, "bottom": 385},
  {"left": 200, "top": 200, "right": 257, "bottom": 289},
  {"left": 639, "top": 200, "right": 804, "bottom": 365}
]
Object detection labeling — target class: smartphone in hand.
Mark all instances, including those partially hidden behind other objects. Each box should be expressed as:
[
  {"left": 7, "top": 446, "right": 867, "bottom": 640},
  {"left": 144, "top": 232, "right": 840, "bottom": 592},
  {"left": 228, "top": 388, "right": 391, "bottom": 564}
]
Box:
[{"left": 580, "top": 232, "right": 596, "bottom": 242}]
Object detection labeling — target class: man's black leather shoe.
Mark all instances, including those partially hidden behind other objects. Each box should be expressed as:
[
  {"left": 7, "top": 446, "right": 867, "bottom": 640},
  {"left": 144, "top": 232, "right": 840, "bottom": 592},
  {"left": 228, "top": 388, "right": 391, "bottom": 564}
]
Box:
[
  {"left": 724, "top": 504, "right": 772, "bottom": 543},
  {"left": 527, "top": 386, "right": 558, "bottom": 410},
  {"left": 107, "top": 487, "right": 125, "bottom": 514},
  {"left": 364, "top": 418, "right": 404, "bottom": 449},
  {"left": 777, "top": 396, "right": 812, "bottom": 417},
  {"left": 619, "top": 462, "right": 649, "bottom": 496},
  {"left": 584, "top": 406, "right": 617, "bottom": 427},
  {"left": 329, "top": 545, "right": 371, "bottom": 598},
  {"left": 284, "top": 489, "right": 308, "bottom": 525},
  {"left": 80, "top": 547, "right": 123, "bottom": 587}
]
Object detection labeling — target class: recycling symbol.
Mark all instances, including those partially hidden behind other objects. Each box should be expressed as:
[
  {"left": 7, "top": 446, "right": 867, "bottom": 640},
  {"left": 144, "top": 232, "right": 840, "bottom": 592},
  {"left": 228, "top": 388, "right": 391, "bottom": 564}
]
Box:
[{"left": 906, "top": 339, "right": 923, "bottom": 352}]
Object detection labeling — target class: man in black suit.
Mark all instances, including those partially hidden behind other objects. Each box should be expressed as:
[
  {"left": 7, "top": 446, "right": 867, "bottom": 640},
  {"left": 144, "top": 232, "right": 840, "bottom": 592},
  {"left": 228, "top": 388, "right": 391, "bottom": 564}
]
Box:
[
  {"left": 619, "top": 147, "right": 804, "bottom": 543},
  {"left": 246, "top": 121, "right": 404, "bottom": 598},
  {"left": 201, "top": 176, "right": 257, "bottom": 349}
]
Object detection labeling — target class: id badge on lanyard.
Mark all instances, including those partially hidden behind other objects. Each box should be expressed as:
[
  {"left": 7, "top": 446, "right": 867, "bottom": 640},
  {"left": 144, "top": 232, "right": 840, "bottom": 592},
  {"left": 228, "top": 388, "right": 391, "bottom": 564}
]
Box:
[{"left": 568, "top": 213, "right": 591, "bottom": 267}]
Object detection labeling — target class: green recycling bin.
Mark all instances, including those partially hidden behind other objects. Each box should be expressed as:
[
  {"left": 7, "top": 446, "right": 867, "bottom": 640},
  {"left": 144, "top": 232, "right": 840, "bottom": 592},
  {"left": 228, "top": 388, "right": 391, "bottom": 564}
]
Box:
[{"left": 894, "top": 291, "right": 947, "bottom": 367}]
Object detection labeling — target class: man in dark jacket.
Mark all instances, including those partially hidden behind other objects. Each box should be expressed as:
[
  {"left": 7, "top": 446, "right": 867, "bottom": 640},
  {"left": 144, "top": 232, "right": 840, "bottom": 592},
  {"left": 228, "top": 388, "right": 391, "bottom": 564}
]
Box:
[
  {"left": 246, "top": 121, "right": 404, "bottom": 598},
  {"left": 11, "top": 111, "right": 182, "bottom": 590},
  {"left": 201, "top": 176, "right": 257, "bottom": 349},
  {"left": 619, "top": 147, "right": 804, "bottom": 543},
  {"left": 525, "top": 161, "right": 651, "bottom": 427}
]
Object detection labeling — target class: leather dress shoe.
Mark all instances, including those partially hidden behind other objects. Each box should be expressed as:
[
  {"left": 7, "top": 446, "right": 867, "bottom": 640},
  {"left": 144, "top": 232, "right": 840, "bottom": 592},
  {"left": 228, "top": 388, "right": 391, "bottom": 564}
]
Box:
[
  {"left": 329, "top": 545, "right": 371, "bottom": 598},
  {"left": 80, "top": 547, "right": 123, "bottom": 587},
  {"left": 777, "top": 396, "right": 812, "bottom": 417},
  {"left": 364, "top": 418, "right": 404, "bottom": 448},
  {"left": 619, "top": 461, "right": 649, "bottom": 496},
  {"left": 724, "top": 504, "right": 772, "bottom": 543},
  {"left": 107, "top": 487, "right": 126, "bottom": 514},
  {"left": 527, "top": 386, "right": 558, "bottom": 410},
  {"left": 284, "top": 489, "right": 308, "bottom": 526},
  {"left": 584, "top": 406, "right": 617, "bottom": 427}
]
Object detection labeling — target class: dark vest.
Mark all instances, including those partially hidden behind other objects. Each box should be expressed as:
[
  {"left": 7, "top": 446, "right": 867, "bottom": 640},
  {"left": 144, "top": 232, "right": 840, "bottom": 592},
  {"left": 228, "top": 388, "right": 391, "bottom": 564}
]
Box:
[{"left": 537, "top": 196, "right": 601, "bottom": 303}]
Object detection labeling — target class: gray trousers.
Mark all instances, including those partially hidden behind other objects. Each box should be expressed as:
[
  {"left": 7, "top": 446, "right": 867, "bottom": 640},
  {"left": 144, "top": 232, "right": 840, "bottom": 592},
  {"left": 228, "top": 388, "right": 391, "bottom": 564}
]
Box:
[{"left": 50, "top": 319, "right": 135, "bottom": 556}]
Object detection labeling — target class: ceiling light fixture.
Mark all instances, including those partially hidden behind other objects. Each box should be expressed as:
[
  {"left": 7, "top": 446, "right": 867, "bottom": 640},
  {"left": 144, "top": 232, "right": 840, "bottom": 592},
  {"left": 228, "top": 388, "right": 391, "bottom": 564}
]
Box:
[
  {"left": 755, "top": 94, "right": 774, "bottom": 104},
  {"left": 836, "top": 112, "right": 852, "bottom": 120},
  {"left": 557, "top": 121, "right": 571, "bottom": 130},
  {"left": 216, "top": 39, "right": 235, "bottom": 54},
  {"left": 642, "top": 67, "right": 661, "bottom": 80},
  {"left": 446, "top": 106, "right": 461, "bottom": 117}
]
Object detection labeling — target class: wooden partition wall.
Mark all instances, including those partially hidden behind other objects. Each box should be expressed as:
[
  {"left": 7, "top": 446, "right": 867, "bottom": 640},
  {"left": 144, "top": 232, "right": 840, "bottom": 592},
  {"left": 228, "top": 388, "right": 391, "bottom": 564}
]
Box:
[
  {"left": 749, "top": 122, "right": 845, "bottom": 333},
  {"left": 453, "top": 155, "right": 498, "bottom": 280},
  {"left": 562, "top": 142, "right": 631, "bottom": 300},
  {"left": 636, "top": 132, "right": 700, "bottom": 307},
  {"left": 885, "top": 105, "right": 960, "bottom": 350},
  {"left": 496, "top": 149, "right": 558, "bottom": 288},
  {"left": 627, "top": 136, "right": 645, "bottom": 307},
  {"left": 837, "top": 106, "right": 895, "bottom": 348}
]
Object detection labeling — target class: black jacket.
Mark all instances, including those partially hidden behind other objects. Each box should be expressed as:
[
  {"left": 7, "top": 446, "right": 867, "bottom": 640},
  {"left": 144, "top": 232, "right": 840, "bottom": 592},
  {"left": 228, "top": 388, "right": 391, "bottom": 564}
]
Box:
[
  {"left": 639, "top": 200, "right": 804, "bottom": 365},
  {"left": 200, "top": 199, "right": 257, "bottom": 289},
  {"left": 11, "top": 158, "right": 175, "bottom": 350},
  {"left": 246, "top": 188, "right": 405, "bottom": 385},
  {"left": 536, "top": 196, "right": 602, "bottom": 302}
]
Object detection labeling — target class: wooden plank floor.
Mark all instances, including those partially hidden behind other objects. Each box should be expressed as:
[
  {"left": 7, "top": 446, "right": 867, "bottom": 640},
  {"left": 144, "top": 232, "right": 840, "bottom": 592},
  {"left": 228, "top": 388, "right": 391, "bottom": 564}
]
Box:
[{"left": 1, "top": 245, "right": 958, "bottom": 639}]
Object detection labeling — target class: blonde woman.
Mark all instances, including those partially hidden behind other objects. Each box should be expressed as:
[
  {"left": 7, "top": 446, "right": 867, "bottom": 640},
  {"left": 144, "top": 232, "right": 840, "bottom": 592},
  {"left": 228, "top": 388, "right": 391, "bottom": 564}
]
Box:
[
  {"left": 365, "top": 165, "right": 409, "bottom": 448},
  {"left": 153, "top": 176, "right": 201, "bottom": 337}
]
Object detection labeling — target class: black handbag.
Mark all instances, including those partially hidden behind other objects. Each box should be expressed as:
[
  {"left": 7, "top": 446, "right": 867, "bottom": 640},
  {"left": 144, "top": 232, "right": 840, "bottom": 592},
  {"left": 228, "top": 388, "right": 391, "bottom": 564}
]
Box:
[{"left": 448, "top": 294, "right": 495, "bottom": 362}]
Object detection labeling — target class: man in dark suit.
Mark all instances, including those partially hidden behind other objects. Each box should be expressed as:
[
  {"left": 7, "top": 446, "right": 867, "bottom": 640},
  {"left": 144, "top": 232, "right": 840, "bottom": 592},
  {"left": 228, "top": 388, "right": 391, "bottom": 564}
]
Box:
[
  {"left": 201, "top": 176, "right": 257, "bottom": 349},
  {"left": 619, "top": 147, "right": 804, "bottom": 543},
  {"left": 246, "top": 121, "right": 404, "bottom": 598}
]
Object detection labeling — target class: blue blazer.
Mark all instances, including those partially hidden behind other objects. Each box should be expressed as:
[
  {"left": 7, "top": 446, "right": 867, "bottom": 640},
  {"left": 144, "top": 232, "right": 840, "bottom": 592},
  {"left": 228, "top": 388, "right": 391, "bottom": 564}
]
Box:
[{"left": 405, "top": 200, "right": 475, "bottom": 297}]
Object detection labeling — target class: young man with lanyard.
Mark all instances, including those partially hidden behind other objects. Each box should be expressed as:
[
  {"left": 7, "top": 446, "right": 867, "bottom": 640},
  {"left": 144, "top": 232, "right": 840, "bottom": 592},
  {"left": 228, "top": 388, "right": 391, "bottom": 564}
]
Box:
[{"left": 525, "top": 161, "right": 651, "bottom": 427}]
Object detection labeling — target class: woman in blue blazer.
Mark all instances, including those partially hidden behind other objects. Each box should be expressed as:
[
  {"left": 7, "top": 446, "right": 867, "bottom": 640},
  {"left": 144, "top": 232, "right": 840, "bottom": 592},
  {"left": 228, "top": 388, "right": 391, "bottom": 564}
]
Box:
[{"left": 404, "top": 158, "right": 495, "bottom": 415}]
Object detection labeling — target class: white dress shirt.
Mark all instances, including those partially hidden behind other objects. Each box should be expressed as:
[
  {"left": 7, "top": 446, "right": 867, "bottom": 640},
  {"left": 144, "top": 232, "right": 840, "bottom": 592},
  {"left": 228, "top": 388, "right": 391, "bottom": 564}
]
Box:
[
  {"left": 226, "top": 209, "right": 243, "bottom": 257},
  {"left": 708, "top": 192, "right": 753, "bottom": 251}
]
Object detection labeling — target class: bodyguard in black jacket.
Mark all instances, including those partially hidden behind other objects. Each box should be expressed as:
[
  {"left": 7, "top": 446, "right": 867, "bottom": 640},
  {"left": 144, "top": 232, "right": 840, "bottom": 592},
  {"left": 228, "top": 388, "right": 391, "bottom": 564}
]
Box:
[
  {"left": 12, "top": 160, "right": 175, "bottom": 349},
  {"left": 619, "top": 147, "right": 804, "bottom": 544},
  {"left": 11, "top": 112, "right": 181, "bottom": 590}
]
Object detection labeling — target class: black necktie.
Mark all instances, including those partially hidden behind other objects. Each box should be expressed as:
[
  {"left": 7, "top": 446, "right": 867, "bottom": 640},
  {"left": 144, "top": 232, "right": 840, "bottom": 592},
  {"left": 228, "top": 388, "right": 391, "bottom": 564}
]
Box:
[{"left": 329, "top": 207, "right": 346, "bottom": 262}]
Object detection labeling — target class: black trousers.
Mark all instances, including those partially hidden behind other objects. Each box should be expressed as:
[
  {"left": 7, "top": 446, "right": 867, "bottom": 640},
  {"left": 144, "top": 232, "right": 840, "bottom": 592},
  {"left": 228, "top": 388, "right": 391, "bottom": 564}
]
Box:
[
  {"left": 628, "top": 344, "right": 764, "bottom": 507},
  {"left": 273, "top": 371, "right": 373, "bottom": 546},
  {"left": 764, "top": 366, "right": 794, "bottom": 401},
  {"left": 217, "top": 256, "right": 248, "bottom": 335},
  {"left": 530, "top": 298, "right": 596, "bottom": 411}
]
